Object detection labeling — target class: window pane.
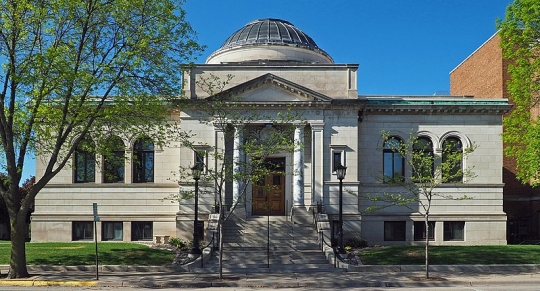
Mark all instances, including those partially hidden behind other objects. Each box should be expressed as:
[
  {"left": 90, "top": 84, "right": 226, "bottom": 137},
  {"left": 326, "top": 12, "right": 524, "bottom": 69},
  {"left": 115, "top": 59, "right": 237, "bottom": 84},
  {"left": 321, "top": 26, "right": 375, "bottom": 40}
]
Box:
[
  {"left": 133, "top": 138, "right": 154, "bottom": 183},
  {"left": 104, "top": 137, "right": 125, "bottom": 183},
  {"left": 384, "top": 221, "right": 406, "bottom": 241},
  {"left": 413, "top": 138, "right": 434, "bottom": 182},
  {"left": 442, "top": 137, "right": 463, "bottom": 183},
  {"left": 393, "top": 155, "right": 403, "bottom": 177},
  {"left": 383, "top": 137, "right": 404, "bottom": 183},
  {"left": 103, "top": 222, "right": 123, "bottom": 241},
  {"left": 131, "top": 221, "right": 153, "bottom": 241},
  {"left": 414, "top": 221, "right": 435, "bottom": 241},
  {"left": 104, "top": 151, "right": 125, "bottom": 183},
  {"left": 383, "top": 153, "right": 394, "bottom": 179},
  {"left": 86, "top": 154, "right": 95, "bottom": 181},
  {"left": 333, "top": 152, "right": 342, "bottom": 171},
  {"left": 145, "top": 153, "right": 154, "bottom": 182},
  {"left": 72, "top": 221, "right": 93, "bottom": 240},
  {"left": 75, "top": 141, "right": 95, "bottom": 183},
  {"left": 444, "top": 221, "right": 465, "bottom": 241}
]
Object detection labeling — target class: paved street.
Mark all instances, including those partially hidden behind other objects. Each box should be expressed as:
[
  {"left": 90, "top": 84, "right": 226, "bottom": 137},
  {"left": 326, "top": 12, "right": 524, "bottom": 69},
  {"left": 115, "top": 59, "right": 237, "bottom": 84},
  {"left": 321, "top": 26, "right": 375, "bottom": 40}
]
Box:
[
  {"left": 2, "top": 264, "right": 540, "bottom": 289},
  {"left": 3, "top": 285, "right": 540, "bottom": 291}
]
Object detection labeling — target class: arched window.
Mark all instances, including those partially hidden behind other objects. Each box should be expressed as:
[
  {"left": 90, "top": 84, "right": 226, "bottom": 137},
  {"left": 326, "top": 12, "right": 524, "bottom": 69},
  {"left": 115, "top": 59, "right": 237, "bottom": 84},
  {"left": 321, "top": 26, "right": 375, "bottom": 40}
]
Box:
[
  {"left": 442, "top": 137, "right": 463, "bottom": 183},
  {"left": 133, "top": 137, "right": 154, "bottom": 183},
  {"left": 412, "top": 137, "right": 434, "bottom": 182},
  {"left": 383, "top": 137, "right": 404, "bottom": 183},
  {"left": 74, "top": 139, "right": 95, "bottom": 183},
  {"left": 103, "top": 136, "right": 125, "bottom": 183}
]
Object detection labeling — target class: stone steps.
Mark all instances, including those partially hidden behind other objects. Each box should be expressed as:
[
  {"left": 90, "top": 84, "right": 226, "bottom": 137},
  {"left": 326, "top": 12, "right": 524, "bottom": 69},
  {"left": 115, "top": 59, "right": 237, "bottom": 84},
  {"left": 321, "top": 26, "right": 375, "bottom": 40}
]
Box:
[{"left": 202, "top": 208, "right": 341, "bottom": 273}]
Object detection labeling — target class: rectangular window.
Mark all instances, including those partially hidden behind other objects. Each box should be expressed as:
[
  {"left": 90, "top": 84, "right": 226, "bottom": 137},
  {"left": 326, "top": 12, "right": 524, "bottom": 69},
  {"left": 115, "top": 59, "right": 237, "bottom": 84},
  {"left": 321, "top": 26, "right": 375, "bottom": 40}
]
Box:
[
  {"left": 131, "top": 221, "right": 153, "bottom": 241},
  {"left": 414, "top": 221, "right": 435, "bottom": 241},
  {"left": 72, "top": 221, "right": 93, "bottom": 240},
  {"left": 102, "top": 222, "right": 123, "bottom": 241},
  {"left": 444, "top": 221, "right": 465, "bottom": 241},
  {"left": 384, "top": 221, "right": 406, "bottom": 241},
  {"left": 330, "top": 145, "right": 346, "bottom": 173},
  {"left": 193, "top": 146, "right": 212, "bottom": 174},
  {"left": 333, "top": 152, "right": 342, "bottom": 172},
  {"left": 194, "top": 149, "right": 208, "bottom": 174}
]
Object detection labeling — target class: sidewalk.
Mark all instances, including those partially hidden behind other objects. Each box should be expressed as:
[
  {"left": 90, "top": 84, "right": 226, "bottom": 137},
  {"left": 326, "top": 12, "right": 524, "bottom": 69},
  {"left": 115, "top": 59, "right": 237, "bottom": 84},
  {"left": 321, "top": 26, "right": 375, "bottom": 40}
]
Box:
[{"left": 1, "top": 265, "right": 540, "bottom": 288}]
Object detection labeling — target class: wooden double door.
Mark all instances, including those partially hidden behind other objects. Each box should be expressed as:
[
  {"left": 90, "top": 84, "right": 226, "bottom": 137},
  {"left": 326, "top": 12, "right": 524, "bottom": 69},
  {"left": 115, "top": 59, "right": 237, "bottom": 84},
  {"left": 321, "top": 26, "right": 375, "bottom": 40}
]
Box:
[{"left": 252, "top": 158, "right": 285, "bottom": 216}]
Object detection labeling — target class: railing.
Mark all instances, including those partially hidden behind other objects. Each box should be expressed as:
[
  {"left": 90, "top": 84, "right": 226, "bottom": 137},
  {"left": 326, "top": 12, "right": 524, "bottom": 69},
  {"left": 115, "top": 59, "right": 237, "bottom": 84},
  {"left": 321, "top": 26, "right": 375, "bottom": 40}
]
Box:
[
  {"left": 200, "top": 232, "right": 215, "bottom": 268},
  {"left": 320, "top": 233, "right": 349, "bottom": 268},
  {"left": 314, "top": 200, "right": 356, "bottom": 269}
]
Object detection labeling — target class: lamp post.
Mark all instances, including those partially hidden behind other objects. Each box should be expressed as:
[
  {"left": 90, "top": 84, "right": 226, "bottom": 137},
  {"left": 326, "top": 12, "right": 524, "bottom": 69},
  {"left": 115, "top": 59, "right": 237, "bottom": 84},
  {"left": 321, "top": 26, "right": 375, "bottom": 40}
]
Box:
[
  {"left": 336, "top": 165, "right": 347, "bottom": 254},
  {"left": 190, "top": 164, "right": 202, "bottom": 257}
]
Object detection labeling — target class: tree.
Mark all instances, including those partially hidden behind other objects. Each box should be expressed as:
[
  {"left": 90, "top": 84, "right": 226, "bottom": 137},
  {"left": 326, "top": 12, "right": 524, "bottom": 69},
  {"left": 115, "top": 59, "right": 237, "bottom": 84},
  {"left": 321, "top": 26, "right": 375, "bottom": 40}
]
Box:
[
  {"left": 363, "top": 131, "right": 475, "bottom": 279},
  {"left": 0, "top": 0, "right": 203, "bottom": 278},
  {"left": 170, "top": 74, "right": 303, "bottom": 279},
  {"left": 497, "top": 0, "right": 540, "bottom": 185},
  {"left": 0, "top": 176, "right": 35, "bottom": 240}
]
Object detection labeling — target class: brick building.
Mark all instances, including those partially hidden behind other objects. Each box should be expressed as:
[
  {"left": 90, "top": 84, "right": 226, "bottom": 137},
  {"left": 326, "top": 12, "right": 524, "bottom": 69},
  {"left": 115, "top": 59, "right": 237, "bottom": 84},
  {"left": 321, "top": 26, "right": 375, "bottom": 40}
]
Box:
[{"left": 450, "top": 32, "right": 540, "bottom": 243}]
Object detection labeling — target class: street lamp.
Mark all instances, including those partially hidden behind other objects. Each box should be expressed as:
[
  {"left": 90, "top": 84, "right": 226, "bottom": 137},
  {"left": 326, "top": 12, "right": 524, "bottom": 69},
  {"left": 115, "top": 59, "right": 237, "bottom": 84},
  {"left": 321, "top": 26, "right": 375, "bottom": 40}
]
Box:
[
  {"left": 336, "top": 165, "right": 347, "bottom": 254},
  {"left": 190, "top": 164, "right": 203, "bottom": 257}
]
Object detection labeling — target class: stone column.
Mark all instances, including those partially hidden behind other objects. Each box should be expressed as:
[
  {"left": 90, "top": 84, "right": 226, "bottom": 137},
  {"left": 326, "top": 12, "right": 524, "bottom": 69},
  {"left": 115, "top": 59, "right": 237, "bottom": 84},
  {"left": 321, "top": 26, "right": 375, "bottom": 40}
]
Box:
[
  {"left": 293, "top": 125, "right": 305, "bottom": 207},
  {"left": 311, "top": 122, "right": 325, "bottom": 205},
  {"left": 214, "top": 128, "right": 225, "bottom": 207},
  {"left": 232, "top": 125, "right": 244, "bottom": 204}
]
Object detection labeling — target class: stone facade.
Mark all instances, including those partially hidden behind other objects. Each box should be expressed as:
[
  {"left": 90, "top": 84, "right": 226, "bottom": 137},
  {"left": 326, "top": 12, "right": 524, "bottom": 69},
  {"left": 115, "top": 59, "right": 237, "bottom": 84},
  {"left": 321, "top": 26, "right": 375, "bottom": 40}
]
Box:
[{"left": 32, "top": 19, "right": 511, "bottom": 246}]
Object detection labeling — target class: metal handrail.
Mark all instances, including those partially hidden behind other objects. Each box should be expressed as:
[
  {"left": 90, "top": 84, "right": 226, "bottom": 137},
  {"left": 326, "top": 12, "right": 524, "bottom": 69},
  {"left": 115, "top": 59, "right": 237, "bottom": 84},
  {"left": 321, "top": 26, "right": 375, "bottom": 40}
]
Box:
[
  {"left": 200, "top": 232, "right": 215, "bottom": 267},
  {"left": 320, "top": 234, "right": 349, "bottom": 268}
]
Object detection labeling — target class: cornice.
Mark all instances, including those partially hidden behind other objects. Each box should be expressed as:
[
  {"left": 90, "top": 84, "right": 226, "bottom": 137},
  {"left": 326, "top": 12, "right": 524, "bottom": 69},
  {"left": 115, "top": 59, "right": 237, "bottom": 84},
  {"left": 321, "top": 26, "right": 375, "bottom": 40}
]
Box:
[{"left": 363, "top": 104, "right": 512, "bottom": 115}]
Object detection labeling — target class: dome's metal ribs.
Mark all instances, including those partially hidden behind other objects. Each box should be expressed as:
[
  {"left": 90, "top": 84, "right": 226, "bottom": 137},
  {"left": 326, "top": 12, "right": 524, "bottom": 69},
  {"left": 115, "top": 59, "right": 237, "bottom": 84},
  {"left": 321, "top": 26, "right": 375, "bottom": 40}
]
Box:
[
  {"left": 207, "top": 18, "right": 334, "bottom": 64},
  {"left": 218, "top": 19, "right": 321, "bottom": 50}
]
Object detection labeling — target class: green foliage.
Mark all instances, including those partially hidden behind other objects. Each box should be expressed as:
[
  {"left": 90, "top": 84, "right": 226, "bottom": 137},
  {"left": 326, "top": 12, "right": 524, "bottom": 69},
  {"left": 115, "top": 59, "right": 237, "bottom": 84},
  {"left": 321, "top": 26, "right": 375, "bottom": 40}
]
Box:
[
  {"left": 497, "top": 0, "right": 540, "bottom": 185},
  {"left": 168, "top": 237, "right": 191, "bottom": 251},
  {"left": 0, "top": 0, "right": 203, "bottom": 278},
  {"left": 0, "top": 242, "right": 175, "bottom": 266},
  {"left": 345, "top": 237, "right": 368, "bottom": 249}
]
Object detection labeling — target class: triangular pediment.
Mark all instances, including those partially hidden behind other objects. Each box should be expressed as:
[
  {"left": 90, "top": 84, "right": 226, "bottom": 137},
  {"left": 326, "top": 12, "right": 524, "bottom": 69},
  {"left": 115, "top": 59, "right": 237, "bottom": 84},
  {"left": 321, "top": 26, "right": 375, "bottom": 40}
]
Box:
[{"left": 209, "top": 73, "right": 332, "bottom": 103}]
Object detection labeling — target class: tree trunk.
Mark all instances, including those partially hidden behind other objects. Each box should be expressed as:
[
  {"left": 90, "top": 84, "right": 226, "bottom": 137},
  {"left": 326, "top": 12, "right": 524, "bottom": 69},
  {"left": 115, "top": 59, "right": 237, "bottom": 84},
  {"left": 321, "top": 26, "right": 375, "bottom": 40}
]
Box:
[
  {"left": 424, "top": 216, "right": 430, "bottom": 279},
  {"left": 7, "top": 213, "right": 29, "bottom": 279},
  {"left": 219, "top": 218, "right": 223, "bottom": 279}
]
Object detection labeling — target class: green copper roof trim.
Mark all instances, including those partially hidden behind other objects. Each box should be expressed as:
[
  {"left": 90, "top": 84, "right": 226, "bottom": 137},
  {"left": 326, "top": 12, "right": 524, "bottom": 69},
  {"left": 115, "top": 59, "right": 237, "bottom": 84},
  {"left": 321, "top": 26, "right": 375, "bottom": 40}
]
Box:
[{"left": 366, "top": 100, "right": 509, "bottom": 105}]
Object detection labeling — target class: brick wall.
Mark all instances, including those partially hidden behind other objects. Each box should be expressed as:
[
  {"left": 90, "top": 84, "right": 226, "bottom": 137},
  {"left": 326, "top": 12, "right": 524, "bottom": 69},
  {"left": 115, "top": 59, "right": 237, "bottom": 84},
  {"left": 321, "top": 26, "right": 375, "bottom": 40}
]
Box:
[
  {"left": 450, "top": 34, "right": 506, "bottom": 98},
  {"left": 450, "top": 33, "right": 540, "bottom": 242}
]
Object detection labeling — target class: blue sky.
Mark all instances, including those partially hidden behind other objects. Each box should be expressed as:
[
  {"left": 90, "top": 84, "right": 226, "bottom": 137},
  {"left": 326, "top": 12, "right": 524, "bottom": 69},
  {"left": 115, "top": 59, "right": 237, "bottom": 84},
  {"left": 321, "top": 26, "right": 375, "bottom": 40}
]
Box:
[
  {"left": 184, "top": 0, "right": 511, "bottom": 95},
  {"left": 21, "top": 0, "right": 512, "bottom": 181}
]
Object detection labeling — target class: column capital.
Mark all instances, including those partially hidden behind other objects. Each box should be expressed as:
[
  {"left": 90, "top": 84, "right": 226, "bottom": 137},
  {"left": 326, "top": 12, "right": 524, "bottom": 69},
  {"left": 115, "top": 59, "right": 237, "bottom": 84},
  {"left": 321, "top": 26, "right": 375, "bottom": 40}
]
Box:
[{"left": 309, "top": 121, "right": 325, "bottom": 130}]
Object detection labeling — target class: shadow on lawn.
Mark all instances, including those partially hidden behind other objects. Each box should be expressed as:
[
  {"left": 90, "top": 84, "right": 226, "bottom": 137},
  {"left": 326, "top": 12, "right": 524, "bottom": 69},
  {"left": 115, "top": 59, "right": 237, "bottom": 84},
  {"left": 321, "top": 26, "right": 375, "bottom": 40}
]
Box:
[{"left": 30, "top": 247, "right": 175, "bottom": 266}]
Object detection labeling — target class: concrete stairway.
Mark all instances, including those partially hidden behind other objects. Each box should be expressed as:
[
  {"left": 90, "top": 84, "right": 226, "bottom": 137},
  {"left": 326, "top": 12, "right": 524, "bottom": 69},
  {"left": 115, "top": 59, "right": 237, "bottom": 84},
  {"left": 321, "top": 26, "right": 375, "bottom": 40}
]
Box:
[{"left": 203, "top": 208, "right": 341, "bottom": 273}]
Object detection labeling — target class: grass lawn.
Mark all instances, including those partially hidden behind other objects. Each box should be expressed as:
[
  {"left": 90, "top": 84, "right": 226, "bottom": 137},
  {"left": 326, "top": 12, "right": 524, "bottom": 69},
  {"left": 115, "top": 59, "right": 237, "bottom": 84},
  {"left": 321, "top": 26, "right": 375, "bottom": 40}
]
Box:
[
  {"left": 359, "top": 245, "right": 540, "bottom": 265},
  {"left": 0, "top": 242, "right": 176, "bottom": 266}
]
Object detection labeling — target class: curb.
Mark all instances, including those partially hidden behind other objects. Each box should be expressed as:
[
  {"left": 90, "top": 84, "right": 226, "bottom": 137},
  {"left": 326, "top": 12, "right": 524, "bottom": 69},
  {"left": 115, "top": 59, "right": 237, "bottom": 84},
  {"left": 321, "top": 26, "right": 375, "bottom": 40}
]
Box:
[{"left": 0, "top": 280, "right": 98, "bottom": 287}]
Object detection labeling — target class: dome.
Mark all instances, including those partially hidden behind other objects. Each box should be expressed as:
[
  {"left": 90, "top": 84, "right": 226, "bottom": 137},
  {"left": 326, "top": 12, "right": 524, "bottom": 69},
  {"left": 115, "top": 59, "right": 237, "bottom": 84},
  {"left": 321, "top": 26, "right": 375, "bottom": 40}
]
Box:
[{"left": 206, "top": 18, "right": 333, "bottom": 64}]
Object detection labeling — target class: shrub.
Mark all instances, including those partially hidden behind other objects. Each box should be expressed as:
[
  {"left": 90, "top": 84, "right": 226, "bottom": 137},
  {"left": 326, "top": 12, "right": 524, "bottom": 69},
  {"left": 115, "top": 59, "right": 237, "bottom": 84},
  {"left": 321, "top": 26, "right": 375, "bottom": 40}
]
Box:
[
  {"left": 168, "top": 237, "right": 191, "bottom": 251},
  {"left": 345, "top": 237, "right": 368, "bottom": 249}
]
